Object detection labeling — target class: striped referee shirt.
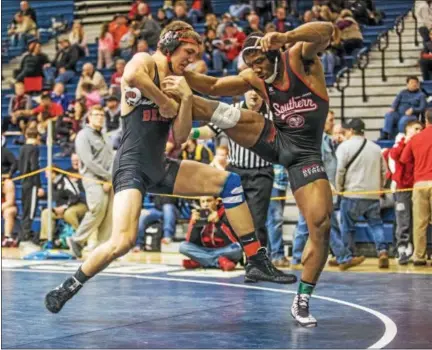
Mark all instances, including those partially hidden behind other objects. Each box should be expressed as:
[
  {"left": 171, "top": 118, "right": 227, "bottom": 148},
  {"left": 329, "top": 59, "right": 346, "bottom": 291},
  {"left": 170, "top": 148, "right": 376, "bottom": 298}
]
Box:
[{"left": 209, "top": 101, "right": 273, "bottom": 169}]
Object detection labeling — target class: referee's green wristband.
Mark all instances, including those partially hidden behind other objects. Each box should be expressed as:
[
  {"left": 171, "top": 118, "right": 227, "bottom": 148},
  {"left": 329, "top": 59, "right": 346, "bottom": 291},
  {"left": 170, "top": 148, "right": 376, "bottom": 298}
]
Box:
[{"left": 192, "top": 128, "right": 200, "bottom": 140}]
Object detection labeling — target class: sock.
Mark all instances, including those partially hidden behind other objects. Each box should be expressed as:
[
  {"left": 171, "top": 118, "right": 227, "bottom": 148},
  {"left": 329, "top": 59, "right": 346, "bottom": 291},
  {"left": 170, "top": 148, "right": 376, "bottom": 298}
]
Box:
[
  {"left": 298, "top": 280, "right": 316, "bottom": 296},
  {"left": 239, "top": 232, "right": 261, "bottom": 258},
  {"left": 73, "top": 266, "right": 90, "bottom": 285}
]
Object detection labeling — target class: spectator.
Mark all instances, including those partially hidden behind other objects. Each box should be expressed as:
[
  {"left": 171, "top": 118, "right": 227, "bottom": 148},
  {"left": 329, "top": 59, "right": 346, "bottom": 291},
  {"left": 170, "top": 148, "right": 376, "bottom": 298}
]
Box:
[
  {"left": 266, "top": 164, "right": 290, "bottom": 266},
  {"left": 104, "top": 95, "right": 121, "bottom": 132},
  {"left": 292, "top": 111, "right": 365, "bottom": 270},
  {"left": 156, "top": 8, "right": 170, "bottom": 28},
  {"left": 97, "top": 23, "right": 114, "bottom": 69},
  {"left": 19, "top": 93, "right": 63, "bottom": 123},
  {"left": 109, "top": 15, "right": 129, "bottom": 54},
  {"left": 69, "top": 21, "right": 89, "bottom": 57},
  {"left": 7, "top": 82, "right": 32, "bottom": 131},
  {"left": 179, "top": 196, "right": 243, "bottom": 271},
  {"left": 136, "top": 39, "right": 150, "bottom": 53},
  {"left": 81, "top": 82, "right": 102, "bottom": 110},
  {"left": 119, "top": 21, "right": 140, "bottom": 61},
  {"left": 13, "top": 41, "right": 49, "bottom": 83},
  {"left": 67, "top": 105, "right": 114, "bottom": 258},
  {"left": 210, "top": 145, "right": 229, "bottom": 170},
  {"left": 1, "top": 179, "right": 18, "bottom": 247},
  {"left": 244, "top": 13, "right": 263, "bottom": 36},
  {"left": 19, "top": 1, "right": 37, "bottom": 24},
  {"left": 336, "top": 118, "right": 389, "bottom": 269},
  {"left": 8, "top": 13, "right": 37, "bottom": 47},
  {"left": 132, "top": 2, "right": 151, "bottom": 22},
  {"left": 181, "top": 139, "right": 213, "bottom": 164},
  {"left": 187, "top": 0, "right": 214, "bottom": 24},
  {"left": 387, "top": 120, "right": 423, "bottom": 265},
  {"left": 273, "top": 7, "right": 295, "bottom": 33},
  {"left": 335, "top": 9, "right": 364, "bottom": 55},
  {"left": 332, "top": 123, "right": 346, "bottom": 147},
  {"left": 50, "top": 82, "right": 70, "bottom": 112},
  {"left": 203, "top": 28, "right": 217, "bottom": 66},
  {"left": 171, "top": 1, "right": 192, "bottom": 25},
  {"left": 348, "top": 0, "right": 383, "bottom": 26},
  {"left": 55, "top": 105, "right": 77, "bottom": 157},
  {"left": 381, "top": 76, "right": 427, "bottom": 139},
  {"left": 216, "top": 13, "right": 233, "bottom": 38},
  {"left": 138, "top": 12, "right": 161, "bottom": 50},
  {"left": 76, "top": 63, "right": 108, "bottom": 99},
  {"left": 109, "top": 59, "right": 126, "bottom": 97},
  {"left": 44, "top": 38, "right": 81, "bottom": 85},
  {"left": 204, "top": 13, "right": 219, "bottom": 32},
  {"left": 212, "top": 23, "right": 246, "bottom": 71},
  {"left": 39, "top": 167, "right": 87, "bottom": 244},
  {"left": 303, "top": 10, "right": 316, "bottom": 23},
  {"left": 135, "top": 195, "right": 180, "bottom": 249},
  {"left": 419, "top": 28, "right": 432, "bottom": 80},
  {"left": 416, "top": 0, "right": 432, "bottom": 44},
  {"left": 400, "top": 109, "right": 432, "bottom": 266},
  {"left": 128, "top": 0, "right": 146, "bottom": 20},
  {"left": 321, "top": 26, "right": 344, "bottom": 75},
  {"left": 18, "top": 127, "right": 45, "bottom": 247}
]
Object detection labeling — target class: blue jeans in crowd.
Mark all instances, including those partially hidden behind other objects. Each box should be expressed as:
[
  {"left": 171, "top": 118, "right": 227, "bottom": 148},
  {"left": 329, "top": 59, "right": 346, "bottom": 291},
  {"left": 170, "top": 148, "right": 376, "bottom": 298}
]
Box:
[
  {"left": 179, "top": 241, "right": 243, "bottom": 268},
  {"left": 135, "top": 204, "right": 178, "bottom": 246},
  {"left": 340, "top": 198, "right": 388, "bottom": 255},
  {"left": 266, "top": 188, "right": 286, "bottom": 261},
  {"left": 383, "top": 111, "right": 417, "bottom": 137},
  {"left": 212, "top": 49, "right": 238, "bottom": 71},
  {"left": 43, "top": 67, "right": 76, "bottom": 85},
  {"left": 321, "top": 52, "right": 340, "bottom": 74},
  {"left": 292, "top": 211, "right": 351, "bottom": 265}
]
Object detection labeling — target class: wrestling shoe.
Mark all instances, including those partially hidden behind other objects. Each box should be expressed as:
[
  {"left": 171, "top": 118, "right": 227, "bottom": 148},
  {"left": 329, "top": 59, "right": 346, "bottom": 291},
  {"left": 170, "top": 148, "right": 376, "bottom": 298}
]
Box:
[
  {"left": 291, "top": 294, "right": 317, "bottom": 327},
  {"left": 45, "top": 277, "right": 82, "bottom": 313},
  {"left": 244, "top": 248, "right": 297, "bottom": 284}
]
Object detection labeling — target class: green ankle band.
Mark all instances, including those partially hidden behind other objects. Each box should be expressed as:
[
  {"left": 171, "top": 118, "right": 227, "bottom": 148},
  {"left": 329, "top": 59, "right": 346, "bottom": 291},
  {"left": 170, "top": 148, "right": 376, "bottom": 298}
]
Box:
[{"left": 298, "top": 281, "right": 315, "bottom": 295}]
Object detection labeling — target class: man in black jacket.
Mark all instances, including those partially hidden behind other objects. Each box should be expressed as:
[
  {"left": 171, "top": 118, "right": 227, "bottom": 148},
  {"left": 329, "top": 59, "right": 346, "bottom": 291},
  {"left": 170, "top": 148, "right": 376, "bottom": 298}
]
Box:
[
  {"left": 14, "top": 41, "right": 49, "bottom": 82},
  {"left": 38, "top": 167, "right": 87, "bottom": 243},
  {"left": 18, "top": 127, "right": 45, "bottom": 245},
  {"left": 43, "top": 39, "right": 81, "bottom": 85}
]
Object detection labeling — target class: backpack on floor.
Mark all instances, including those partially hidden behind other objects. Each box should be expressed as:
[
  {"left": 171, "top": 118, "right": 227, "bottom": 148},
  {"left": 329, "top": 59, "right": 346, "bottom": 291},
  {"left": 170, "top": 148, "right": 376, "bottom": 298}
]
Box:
[{"left": 144, "top": 222, "right": 162, "bottom": 252}]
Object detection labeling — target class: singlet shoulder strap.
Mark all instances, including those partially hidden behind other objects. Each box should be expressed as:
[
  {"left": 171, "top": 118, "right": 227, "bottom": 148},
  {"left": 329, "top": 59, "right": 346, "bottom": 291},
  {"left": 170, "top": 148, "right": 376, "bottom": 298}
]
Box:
[{"left": 153, "top": 63, "right": 160, "bottom": 88}]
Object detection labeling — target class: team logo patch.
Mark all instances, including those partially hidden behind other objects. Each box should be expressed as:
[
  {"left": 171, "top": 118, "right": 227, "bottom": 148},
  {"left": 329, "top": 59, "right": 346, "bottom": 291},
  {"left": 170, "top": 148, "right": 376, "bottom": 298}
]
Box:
[
  {"left": 286, "top": 114, "right": 305, "bottom": 128},
  {"left": 301, "top": 164, "right": 326, "bottom": 178},
  {"left": 125, "top": 87, "right": 142, "bottom": 106}
]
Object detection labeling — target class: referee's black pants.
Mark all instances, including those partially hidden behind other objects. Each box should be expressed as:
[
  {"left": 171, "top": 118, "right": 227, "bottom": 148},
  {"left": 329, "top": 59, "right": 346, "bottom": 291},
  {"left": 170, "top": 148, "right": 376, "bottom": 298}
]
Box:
[{"left": 227, "top": 165, "right": 274, "bottom": 247}]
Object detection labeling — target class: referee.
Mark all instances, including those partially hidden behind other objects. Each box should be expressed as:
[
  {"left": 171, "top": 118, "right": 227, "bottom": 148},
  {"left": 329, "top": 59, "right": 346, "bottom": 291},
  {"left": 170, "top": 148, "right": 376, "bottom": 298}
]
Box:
[{"left": 190, "top": 90, "right": 274, "bottom": 246}]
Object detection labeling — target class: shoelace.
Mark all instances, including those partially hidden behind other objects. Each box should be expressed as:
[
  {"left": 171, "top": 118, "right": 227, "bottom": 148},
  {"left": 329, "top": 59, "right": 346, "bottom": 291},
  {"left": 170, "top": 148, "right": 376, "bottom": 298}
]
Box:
[{"left": 297, "top": 295, "right": 310, "bottom": 310}]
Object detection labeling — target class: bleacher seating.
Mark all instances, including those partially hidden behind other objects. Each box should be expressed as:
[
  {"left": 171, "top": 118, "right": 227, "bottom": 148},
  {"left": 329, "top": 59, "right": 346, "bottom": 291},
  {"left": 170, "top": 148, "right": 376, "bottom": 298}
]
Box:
[{"left": 1, "top": 0, "right": 74, "bottom": 63}]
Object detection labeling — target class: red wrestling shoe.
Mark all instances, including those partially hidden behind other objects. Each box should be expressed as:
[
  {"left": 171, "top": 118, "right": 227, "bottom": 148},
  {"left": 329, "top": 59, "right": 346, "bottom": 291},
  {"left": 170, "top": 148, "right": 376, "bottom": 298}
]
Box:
[
  {"left": 182, "top": 259, "right": 201, "bottom": 269},
  {"left": 218, "top": 256, "right": 236, "bottom": 271}
]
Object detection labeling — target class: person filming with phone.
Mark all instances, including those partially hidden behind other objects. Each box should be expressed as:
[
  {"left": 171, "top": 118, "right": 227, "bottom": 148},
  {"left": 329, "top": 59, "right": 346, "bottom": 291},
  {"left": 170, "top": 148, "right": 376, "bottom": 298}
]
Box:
[{"left": 179, "top": 196, "right": 243, "bottom": 271}]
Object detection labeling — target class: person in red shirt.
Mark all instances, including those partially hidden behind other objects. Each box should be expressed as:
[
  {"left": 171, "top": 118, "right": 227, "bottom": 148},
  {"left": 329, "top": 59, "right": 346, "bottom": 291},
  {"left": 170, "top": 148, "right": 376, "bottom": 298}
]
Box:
[
  {"left": 109, "top": 59, "right": 126, "bottom": 98},
  {"left": 179, "top": 196, "right": 243, "bottom": 271},
  {"left": 128, "top": 0, "right": 146, "bottom": 20},
  {"left": 388, "top": 120, "right": 423, "bottom": 265},
  {"left": 108, "top": 15, "right": 129, "bottom": 52},
  {"left": 19, "top": 93, "right": 63, "bottom": 120},
  {"left": 400, "top": 109, "right": 432, "bottom": 266},
  {"left": 212, "top": 22, "right": 246, "bottom": 71}
]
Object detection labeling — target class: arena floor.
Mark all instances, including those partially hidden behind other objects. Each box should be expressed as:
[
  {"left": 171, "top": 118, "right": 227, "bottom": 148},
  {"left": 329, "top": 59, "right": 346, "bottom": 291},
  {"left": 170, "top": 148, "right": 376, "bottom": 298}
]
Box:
[{"left": 1, "top": 249, "right": 431, "bottom": 349}]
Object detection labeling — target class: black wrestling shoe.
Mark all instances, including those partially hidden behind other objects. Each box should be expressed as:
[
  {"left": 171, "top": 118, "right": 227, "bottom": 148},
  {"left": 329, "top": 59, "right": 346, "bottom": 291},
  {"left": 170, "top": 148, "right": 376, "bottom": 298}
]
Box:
[
  {"left": 244, "top": 247, "right": 297, "bottom": 284},
  {"left": 66, "top": 237, "right": 83, "bottom": 258},
  {"left": 291, "top": 294, "right": 317, "bottom": 327},
  {"left": 45, "top": 277, "right": 82, "bottom": 313}
]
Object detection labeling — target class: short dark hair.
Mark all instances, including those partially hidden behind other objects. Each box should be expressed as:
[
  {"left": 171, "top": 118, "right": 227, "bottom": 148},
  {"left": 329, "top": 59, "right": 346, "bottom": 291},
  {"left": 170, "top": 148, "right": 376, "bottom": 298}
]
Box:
[
  {"left": 25, "top": 127, "right": 38, "bottom": 139},
  {"left": 404, "top": 120, "right": 422, "bottom": 133},
  {"left": 425, "top": 108, "right": 432, "bottom": 124},
  {"left": 406, "top": 76, "right": 419, "bottom": 83},
  {"left": 40, "top": 93, "right": 51, "bottom": 101}
]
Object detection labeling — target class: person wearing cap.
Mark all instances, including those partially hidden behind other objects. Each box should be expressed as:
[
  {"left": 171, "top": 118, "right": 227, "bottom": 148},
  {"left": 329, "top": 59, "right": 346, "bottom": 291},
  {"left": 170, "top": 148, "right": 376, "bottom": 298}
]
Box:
[
  {"left": 212, "top": 22, "right": 246, "bottom": 71},
  {"left": 336, "top": 118, "right": 389, "bottom": 269}
]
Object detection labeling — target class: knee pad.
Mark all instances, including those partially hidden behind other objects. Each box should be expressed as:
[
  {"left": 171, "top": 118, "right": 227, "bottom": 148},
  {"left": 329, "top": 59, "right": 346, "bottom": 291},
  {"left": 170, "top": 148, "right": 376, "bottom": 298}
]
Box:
[
  {"left": 210, "top": 102, "right": 241, "bottom": 129},
  {"left": 220, "top": 172, "right": 246, "bottom": 209}
]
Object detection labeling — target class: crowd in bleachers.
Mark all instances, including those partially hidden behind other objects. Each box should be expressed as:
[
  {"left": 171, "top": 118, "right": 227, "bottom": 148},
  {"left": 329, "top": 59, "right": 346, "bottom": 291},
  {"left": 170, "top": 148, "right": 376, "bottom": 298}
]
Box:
[{"left": 1, "top": 0, "right": 432, "bottom": 269}]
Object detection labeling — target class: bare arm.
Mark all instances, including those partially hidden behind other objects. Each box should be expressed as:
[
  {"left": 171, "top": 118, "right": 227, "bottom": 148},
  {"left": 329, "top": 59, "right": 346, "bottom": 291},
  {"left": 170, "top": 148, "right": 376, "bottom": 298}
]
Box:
[
  {"left": 171, "top": 96, "right": 193, "bottom": 145},
  {"left": 183, "top": 69, "right": 252, "bottom": 97},
  {"left": 123, "top": 53, "right": 173, "bottom": 108},
  {"left": 190, "top": 125, "right": 216, "bottom": 140},
  {"left": 260, "top": 22, "right": 334, "bottom": 59}
]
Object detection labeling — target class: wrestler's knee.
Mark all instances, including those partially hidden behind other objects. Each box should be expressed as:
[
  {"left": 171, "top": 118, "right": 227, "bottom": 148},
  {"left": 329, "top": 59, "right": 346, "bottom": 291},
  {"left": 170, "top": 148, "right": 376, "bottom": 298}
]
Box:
[{"left": 308, "top": 213, "right": 331, "bottom": 243}]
